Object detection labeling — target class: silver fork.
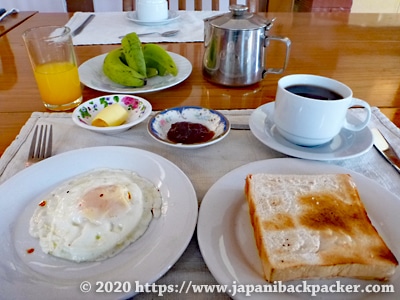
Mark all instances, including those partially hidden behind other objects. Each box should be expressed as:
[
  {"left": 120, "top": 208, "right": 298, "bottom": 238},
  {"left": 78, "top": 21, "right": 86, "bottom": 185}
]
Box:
[{"left": 26, "top": 125, "right": 53, "bottom": 166}]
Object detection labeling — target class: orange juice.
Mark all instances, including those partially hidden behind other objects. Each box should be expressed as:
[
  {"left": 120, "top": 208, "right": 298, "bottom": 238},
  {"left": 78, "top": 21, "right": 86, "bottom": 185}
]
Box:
[{"left": 34, "top": 62, "right": 82, "bottom": 107}]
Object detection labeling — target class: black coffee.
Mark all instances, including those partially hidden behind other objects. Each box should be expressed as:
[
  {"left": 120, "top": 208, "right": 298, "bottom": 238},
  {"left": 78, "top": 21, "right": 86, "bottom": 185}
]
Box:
[{"left": 285, "top": 84, "right": 343, "bottom": 100}]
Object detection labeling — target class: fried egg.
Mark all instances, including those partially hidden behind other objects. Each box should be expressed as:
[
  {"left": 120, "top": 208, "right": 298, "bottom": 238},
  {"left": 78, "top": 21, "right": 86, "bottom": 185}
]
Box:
[{"left": 29, "top": 168, "right": 162, "bottom": 262}]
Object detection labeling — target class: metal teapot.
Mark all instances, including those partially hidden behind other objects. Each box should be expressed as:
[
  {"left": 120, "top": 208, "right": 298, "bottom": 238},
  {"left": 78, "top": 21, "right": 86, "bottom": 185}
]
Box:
[{"left": 202, "top": 5, "right": 291, "bottom": 86}]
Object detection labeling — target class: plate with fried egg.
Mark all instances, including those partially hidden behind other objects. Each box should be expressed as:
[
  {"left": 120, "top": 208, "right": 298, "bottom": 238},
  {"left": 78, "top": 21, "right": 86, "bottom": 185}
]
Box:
[{"left": 0, "top": 146, "right": 197, "bottom": 299}]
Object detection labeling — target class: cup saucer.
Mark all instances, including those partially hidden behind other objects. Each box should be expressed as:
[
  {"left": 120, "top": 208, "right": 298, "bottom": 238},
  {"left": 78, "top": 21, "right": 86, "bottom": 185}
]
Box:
[
  {"left": 126, "top": 11, "right": 179, "bottom": 26},
  {"left": 249, "top": 102, "right": 373, "bottom": 161}
]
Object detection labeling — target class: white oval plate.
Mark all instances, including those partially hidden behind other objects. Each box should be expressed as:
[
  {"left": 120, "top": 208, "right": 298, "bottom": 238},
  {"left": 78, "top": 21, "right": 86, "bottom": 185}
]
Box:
[
  {"left": 249, "top": 102, "right": 373, "bottom": 161},
  {"left": 72, "top": 94, "right": 152, "bottom": 134},
  {"left": 148, "top": 106, "right": 230, "bottom": 149},
  {"left": 78, "top": 52, "right": 192, "bottom": 94},
  {"left": 126, "top": 11, "right": 180, "bottom": 26},
  {"left": 197, "top": 158, "right": 400, "bottom": 300},
  {"left": 0, "top": 146, "right": 197, "bottom": 299}
]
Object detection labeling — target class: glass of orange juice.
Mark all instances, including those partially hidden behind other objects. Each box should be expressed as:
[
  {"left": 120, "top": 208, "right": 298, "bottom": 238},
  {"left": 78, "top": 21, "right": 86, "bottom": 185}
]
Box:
[{"left": 22, "top": 26, "right": 83, "bottom": 111}]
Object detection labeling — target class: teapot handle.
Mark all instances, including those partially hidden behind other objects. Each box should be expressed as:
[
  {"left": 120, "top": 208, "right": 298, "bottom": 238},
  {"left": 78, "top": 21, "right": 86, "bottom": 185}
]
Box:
[{"left": 263, "top": 36, "right": 291, "bottom": 76}]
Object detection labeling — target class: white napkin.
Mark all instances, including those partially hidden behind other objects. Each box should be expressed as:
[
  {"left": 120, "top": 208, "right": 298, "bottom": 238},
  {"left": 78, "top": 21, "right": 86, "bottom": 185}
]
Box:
[{"left": 66, "top": 11, "right": 225, "bottom": 45}]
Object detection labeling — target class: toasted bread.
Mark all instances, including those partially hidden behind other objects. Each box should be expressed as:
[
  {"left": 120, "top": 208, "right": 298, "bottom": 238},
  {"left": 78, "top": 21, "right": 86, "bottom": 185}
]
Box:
[{"left": 245, "top": 173, "right": 398, "bottom": 282}]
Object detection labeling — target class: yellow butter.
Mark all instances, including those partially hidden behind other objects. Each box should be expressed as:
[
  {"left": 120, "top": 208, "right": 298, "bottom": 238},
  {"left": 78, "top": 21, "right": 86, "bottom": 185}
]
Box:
[{"left": 92, "top": 103, "right": 129, "bottom": 127}]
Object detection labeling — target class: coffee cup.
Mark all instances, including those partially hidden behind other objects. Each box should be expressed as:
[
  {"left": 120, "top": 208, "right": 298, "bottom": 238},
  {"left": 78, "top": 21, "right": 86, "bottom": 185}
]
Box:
[
  {"left": 273, "top": 74, "right": 371, "bottom": 147},
  {"left": 136, "top": 0, "right": 168, "bottom": 22}
]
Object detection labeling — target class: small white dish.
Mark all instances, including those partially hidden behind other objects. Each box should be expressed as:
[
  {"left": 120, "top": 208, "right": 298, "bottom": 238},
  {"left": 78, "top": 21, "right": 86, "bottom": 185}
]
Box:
[
  {"left": 78, "top": 52, "right": 192, "bottom": 94},
  {"left": 72, "top": 94, "right": 152, "bottom": 134},
  {"left": 148, "top": 106, "right": 230, "bottom": 149},
  {"left": 197, "top": 158, "right": 400, "bottom": 300},
  {"left": 126, "top": 11, "right": 179, "bottom": 26},
  {"left": 249, "top": 102, "right": 373, "bottom": 161}
]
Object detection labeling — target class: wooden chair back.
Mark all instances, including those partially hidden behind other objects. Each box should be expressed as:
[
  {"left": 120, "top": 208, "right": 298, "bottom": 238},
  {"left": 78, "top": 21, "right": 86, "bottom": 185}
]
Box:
[
  {"left": 126, "top": 0, "right": 268, "bottom": 12},
  {"left": 66, "top": 0, "right": 129, "bottom": 12},
  {"left": 65, "top": 0, "right": 273, "bottom": 13},
  {"left": 66, "top": 0, "right": 94, "bottom": 12},
  {"left": 177, "top": 0, "right": 264, "bottom": 11}
]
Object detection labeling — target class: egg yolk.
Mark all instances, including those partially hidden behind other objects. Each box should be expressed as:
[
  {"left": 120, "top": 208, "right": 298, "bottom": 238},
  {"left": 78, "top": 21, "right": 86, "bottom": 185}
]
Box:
[{"left": 79, "top": 185, "right": 133, "bottom": 220}]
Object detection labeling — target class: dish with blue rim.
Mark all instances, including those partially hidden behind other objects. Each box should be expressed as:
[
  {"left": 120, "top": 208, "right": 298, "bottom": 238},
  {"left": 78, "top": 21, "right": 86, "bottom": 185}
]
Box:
[
  {"left": 249, "top": 102, "right": 373, "bottom": 161},
  {"left": 72, "top": 94, "right": 152, "bottom": 134},
  {"left": 148, "top": 106, "right": 230, "bottom": 149},
  {"left": 126, "top": 11, "right": 180, "bottom": 26}
]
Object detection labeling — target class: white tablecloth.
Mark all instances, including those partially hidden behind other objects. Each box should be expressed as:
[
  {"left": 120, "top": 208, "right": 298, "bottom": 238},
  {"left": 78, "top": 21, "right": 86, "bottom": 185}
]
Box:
[
  {"left": 66, "top": 11, "right": 224, "bottom": 45},
  {"left": 1, "top": 108, "right": 400, "bottom": 299}
]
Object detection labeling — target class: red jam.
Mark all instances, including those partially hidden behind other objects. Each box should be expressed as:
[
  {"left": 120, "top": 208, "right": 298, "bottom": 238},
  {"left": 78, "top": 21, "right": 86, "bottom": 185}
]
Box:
[{"left": 167, "top": 122, "right": 215, "bottom": 144}]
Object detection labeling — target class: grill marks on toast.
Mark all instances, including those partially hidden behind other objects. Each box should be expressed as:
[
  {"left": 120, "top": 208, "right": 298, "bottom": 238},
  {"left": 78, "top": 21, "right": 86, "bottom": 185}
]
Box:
[
  {"left": 263, "top": 213, "right": 294, "bottom": 231},
  {"left": 299, "top": 193, "right": 361, "bottom": 233}
]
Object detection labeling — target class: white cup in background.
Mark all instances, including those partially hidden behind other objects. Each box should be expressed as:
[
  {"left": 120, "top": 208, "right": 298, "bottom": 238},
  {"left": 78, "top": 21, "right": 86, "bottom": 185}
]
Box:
[
  {"left": 273, "top": 74, "right": 371, "bottom": 147},
  {"left": 136, "top": 0, "right": 168, "bottom": 22}
]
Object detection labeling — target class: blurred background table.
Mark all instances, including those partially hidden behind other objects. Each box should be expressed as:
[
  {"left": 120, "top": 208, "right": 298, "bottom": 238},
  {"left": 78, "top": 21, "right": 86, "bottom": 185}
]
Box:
[
  {"left": 0, "top": 10, "right": 36, "bottom": 36},
  {"left": 1, "top": 11, "right": 400, "bottom": 156}
]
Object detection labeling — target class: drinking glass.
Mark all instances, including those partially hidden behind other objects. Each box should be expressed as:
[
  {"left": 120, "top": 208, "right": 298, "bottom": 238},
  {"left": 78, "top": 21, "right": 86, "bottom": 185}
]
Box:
[{"left": 22, "top": 26, "right": 83, "bottom": 111}]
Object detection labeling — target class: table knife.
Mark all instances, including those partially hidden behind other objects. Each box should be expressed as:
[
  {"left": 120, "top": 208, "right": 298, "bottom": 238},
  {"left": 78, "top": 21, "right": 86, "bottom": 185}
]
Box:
[
  {"left": 71, "top": 14, "right": 95, "bottom": 37},
  {"left": 372, "top": 128, "right": 400, "bottom": 173}
]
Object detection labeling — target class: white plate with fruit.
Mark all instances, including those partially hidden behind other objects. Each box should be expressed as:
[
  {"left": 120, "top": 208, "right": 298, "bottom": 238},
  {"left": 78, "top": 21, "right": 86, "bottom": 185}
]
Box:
[
  {"left": 72, "top": 94, "right": 152, "bottom": 134},
  {"left": 78, "top": 33, "right": 192, "bottom": 94}
]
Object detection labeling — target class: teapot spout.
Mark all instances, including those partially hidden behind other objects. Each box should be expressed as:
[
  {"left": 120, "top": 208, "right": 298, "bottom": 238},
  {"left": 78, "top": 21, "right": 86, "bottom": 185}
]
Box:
[{"left": 265, "top": 17, "right": 276, "bottom": 31}]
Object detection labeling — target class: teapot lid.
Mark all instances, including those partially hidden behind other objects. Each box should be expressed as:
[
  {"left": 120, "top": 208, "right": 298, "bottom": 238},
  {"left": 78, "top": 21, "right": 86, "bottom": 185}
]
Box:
[{"left": 208, "top": 4, "right": 271, "bottom": 30}]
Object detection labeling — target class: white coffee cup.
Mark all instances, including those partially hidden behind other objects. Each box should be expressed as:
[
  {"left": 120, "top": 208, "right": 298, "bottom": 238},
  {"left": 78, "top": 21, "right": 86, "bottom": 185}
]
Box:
[
  {"left": 273, "top": 74, "right": 371, "bottom": 147},
  {"left": 136, "top": 0, "right": 168, "bottom": 22}
]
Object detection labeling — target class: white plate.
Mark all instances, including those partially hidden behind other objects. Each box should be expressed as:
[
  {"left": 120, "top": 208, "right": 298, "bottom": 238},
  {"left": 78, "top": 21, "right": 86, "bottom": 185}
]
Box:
[
  {"left": 72, "top": 94, "right": 152, "bottom": 134},
  {"left": 78, "top": 52, "right": 192, "bottom": 94},
  {"left": 197, "top": 158, "right": 400, "bottom": 300},
  {"left": 0, "top": 146, "right": 197, "bottom": 299},
  {"left": 148, "top": 106, "right": 230, "bottom": 149},
  {"left": 249, "top": 102, "right": 373, "bottom": 161},
  {"left": 126, "top": 11, "right": 180, "bottom": 26}
]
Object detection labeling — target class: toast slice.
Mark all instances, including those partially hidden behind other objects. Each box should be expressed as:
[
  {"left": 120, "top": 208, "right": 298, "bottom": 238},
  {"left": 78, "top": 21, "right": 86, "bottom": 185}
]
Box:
[{"left": 245, "top": 173, "right": 398, "bottom": 282}]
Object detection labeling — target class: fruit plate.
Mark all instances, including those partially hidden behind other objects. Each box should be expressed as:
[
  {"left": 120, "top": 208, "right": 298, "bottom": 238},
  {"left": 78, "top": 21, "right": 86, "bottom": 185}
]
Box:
[{"left": 78, "top": 52, "right": 192, "bottom": 94}]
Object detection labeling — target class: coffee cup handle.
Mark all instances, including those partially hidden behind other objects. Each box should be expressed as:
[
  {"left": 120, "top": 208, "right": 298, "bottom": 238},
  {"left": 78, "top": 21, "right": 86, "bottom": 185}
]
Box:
[{"left": 343, "top": 98, "right": 371, "bottom": 131}]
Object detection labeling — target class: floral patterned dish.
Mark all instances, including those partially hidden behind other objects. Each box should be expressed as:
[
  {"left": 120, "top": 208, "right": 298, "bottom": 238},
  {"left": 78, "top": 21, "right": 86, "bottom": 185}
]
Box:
[
  {"left": 148, "top": 106, "right": 230, "bottom": 149},
  {"left": 72, "top": 95, "right": 152, "bottom": 134}
]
